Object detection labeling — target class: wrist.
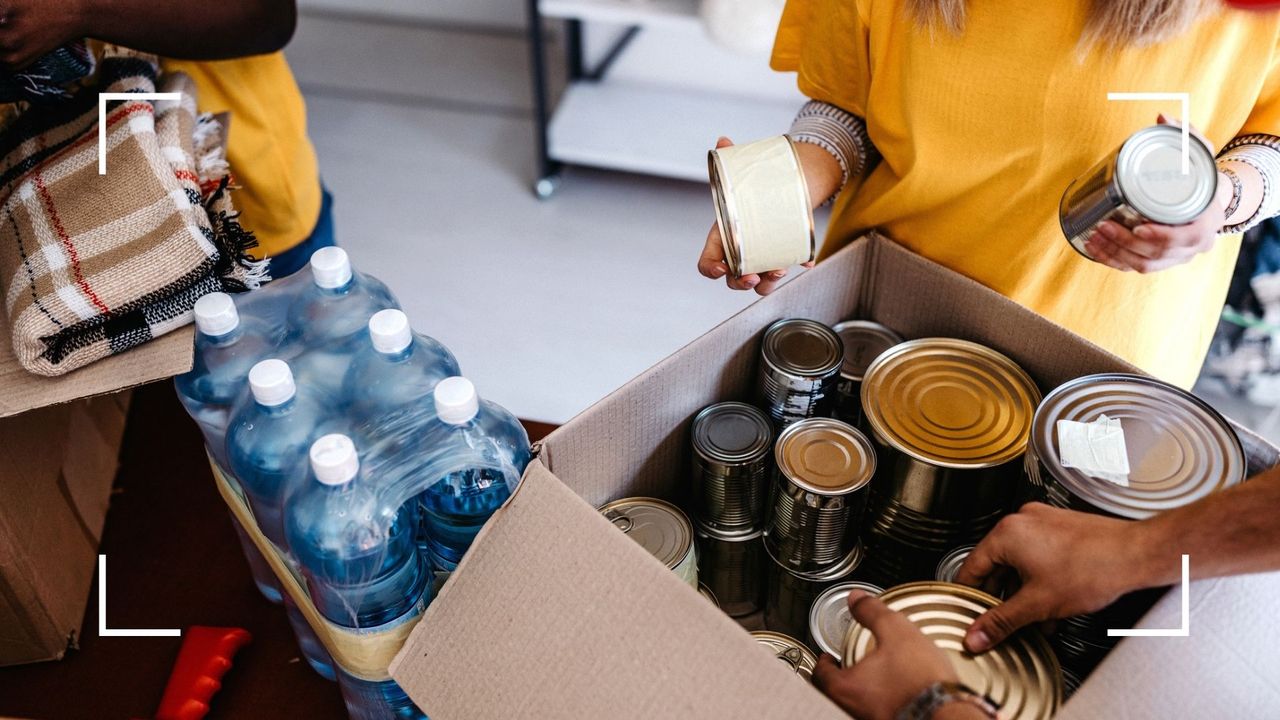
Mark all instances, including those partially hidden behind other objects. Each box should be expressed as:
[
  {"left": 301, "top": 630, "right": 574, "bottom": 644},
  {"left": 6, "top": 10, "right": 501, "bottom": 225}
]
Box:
[
  {"left": 792, "top": 141, "right": 845, "bottom": 210},
  {"left": 895, "top": 682, "right": 998, "bottom": 720},
  {"left": 1125, "top": 516, "right": 1182, "bottom": 589}
]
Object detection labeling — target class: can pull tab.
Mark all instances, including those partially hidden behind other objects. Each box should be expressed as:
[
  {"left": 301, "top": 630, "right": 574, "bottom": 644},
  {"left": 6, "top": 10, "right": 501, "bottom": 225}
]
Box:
[
  {"left": 604, "top": 509, "right": 633, "bottom": 533},
  {"left": 777, "top": 647, "right": 805, "bottom": 671}
]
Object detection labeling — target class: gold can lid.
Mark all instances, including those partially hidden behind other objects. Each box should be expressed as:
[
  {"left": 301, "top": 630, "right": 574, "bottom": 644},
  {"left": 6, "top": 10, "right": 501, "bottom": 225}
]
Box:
[
  {"left": 761, "top": 319, "right": 844, "bottom": 379},
  {"left": 599, "top": 497, "right": 693, "bottom": 571},
  {"left": 861, "top": 339, "right": 1041, "bottom": 468},
  {"left": 832, "top": 320, "right": 904, "bottom": 382},
  {"left": 843, "top": 582, "right": 1062, "bottom": 720},
  {"left": 808, "top": 581, "right": 886, "bottom": 658},
  {"left": 751, "top": 630, "right": 818, "bottom": 680},
  {"left": 698, "top": 583, "right": 720, "bottom": 607},
  {"left": 1031, "top": 373, "right": 1246, "bottom": 519},
  {"left": 775, "top": 418, "right": 876, "bottom": 495}
]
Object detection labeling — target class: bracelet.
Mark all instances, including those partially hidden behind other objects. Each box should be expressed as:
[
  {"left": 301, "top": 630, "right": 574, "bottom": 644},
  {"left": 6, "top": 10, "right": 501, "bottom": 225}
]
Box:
[
  {"left": 1219, "top": 164, "right": 1243, "bottom": 223},
  {"left": 789, "top": 100, "right": 880, "bottom": 206},
  {"left": 895, "top": 681, "right": 1001, "bottom": 720}
]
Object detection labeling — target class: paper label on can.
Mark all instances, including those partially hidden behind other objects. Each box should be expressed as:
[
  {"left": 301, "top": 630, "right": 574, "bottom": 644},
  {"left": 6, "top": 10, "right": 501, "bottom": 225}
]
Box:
[{"left": 1056, "top": 415, "right": 1130, "bottom": 486}]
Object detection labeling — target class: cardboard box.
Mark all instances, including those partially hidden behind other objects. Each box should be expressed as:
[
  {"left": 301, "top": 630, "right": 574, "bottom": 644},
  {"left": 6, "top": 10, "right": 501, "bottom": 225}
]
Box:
[
  {"left": 0, "top": 324, "right": 192, "bottom": 666},
  {"left": 391, "top": 235, "right": 1280, "bottom": 718}
]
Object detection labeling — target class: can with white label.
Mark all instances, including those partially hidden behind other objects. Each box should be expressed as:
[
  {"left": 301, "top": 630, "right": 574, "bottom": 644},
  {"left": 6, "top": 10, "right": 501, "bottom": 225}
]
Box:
[
  {"left": 600, "top": 497, "right": 699, "bottom": 589},
  {"left": 1060, "top": 124, "right": 1217, "bottom": 260}
]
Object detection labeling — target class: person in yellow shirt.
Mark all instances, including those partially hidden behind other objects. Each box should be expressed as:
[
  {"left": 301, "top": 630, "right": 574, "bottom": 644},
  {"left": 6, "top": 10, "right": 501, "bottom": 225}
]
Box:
[
  {"left": 697, "top": 0, "right": 1280, "bottom": 389},
  {"left": 2, "top": 0, "right": 326, "bottom": 277}
]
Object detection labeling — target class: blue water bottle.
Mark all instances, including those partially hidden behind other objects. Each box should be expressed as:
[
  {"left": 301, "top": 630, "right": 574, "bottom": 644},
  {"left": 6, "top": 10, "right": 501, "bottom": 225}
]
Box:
[
  {"left": 417, "top": 377, "right": 531, "bottom": 570},
  {"left": 288, "top": 434, "right": 430, "bottom": 720},
  {"left": 345, "top": 309, "right": 460, "bottom": 424}
]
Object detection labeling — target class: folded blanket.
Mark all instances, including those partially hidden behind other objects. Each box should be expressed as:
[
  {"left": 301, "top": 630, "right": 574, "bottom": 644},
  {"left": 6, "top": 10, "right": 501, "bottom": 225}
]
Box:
[{"left": 0, "top": 47, "right": 265, "bottom": 376}]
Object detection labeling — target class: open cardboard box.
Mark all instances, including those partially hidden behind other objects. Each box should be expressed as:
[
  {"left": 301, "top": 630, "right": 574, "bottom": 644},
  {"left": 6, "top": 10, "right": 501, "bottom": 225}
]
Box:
[
  {"left": 0, "top": 324, "right": 192, "bottom": 665},
  {"left": 391, "top": 235, "right": 1280, "bottom": 718}
]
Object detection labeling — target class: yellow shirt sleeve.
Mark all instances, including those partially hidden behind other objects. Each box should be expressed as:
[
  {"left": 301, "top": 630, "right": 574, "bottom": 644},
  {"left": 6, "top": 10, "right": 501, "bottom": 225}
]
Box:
[{"left": 770, "top": 0, "right": 873, "bottom": 117}]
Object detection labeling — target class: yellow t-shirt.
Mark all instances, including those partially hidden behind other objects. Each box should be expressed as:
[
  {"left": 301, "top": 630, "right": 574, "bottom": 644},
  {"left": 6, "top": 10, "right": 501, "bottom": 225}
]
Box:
[
  {"left": 162, "top": 53, "right": 321, "bottom": 259},
  {"left": 772, "top": 1, "right": 1280, "bottom": 387}
]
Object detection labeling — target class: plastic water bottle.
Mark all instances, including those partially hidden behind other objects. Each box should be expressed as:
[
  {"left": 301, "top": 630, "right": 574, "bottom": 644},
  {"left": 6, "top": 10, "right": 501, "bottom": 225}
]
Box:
[
  {"left": 286, "top": 247, "right": 399, "bottom": 401},
  {"left": 174, "top": 293, "right": 284, "bottom": 604},
  {"left": 345, "top": 309, "right": 460, "bottom": 424},
  {"left": 417, "top": 377, "right": 531, "bottom": 570},
  {"left": 226, "top": 358, "right": 340, "bottom": 681},
  {"left": 287, "top": 434, "right": 430, "bottom": 720}
]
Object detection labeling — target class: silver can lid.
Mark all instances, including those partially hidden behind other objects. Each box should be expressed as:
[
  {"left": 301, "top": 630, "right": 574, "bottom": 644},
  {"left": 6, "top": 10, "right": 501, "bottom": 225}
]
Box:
[
  {"left": 832, "top": 320, "right": 904, "bottom": 383},
  {"left": 692, "top": 402, "right": 774, "bottom": 466},
  {"left": 1117, "top": 124, "right": 1218, "bottom": 225},
  {"left": 808, "top": 581, "right": 886, "bottom": 658},
  {"left": 599, "top": 497, "right": 694, "bottom": 570},
  {"left": 934, "top": 545, "right": 976, "bottom": 583},
  {"left": 1032, "top": 373, "right": 1245, "bottom": 519},
  {"left": 761, "top": 319, "right": 843, "bottom": 379}
]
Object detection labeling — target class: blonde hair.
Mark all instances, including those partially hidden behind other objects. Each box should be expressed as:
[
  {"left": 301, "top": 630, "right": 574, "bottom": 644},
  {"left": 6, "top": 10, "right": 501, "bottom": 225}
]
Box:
[{"left": 906, "top": 0, "right": 1213, "bottom": 46}]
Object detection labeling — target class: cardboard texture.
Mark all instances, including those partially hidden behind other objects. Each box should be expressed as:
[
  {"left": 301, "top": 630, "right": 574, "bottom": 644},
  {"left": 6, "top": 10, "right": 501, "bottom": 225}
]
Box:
[
  {"left": 392, "top": 234, "right": 1280, "bottom": 718},
  {"left": 0, "top": 393, "right": 129, "bottom": 666}
]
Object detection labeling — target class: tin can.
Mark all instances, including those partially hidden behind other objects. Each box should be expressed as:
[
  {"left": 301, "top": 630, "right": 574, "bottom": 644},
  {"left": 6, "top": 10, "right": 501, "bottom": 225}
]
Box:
[
  {"left": 934, "top": 545, "right": 975, "bottom": 584},
  {"left": 751, "top": 630, "right": 818, "bottom": 682},
  {"left": 757, "top": 319, "right": 844, "bottom": 429},
  {"left": 1026, "top": 373, "right": 1245, "bottom": 520},
  {"left": 830, "top": 320, "right": 904, "bottom": 429},
  {"left": 691, "top": 402, "right": 774, "bottom": 530},
  {"left": 1060, "top": 124, "right": 1217, "bottom": 260},
  {"left": 698, "top": 583, "right": 720, "bottom": 607},
  {"left": 807, "top": 580, "right": 885, "bottom": 658},
  {"left": 695, "top": 522, "right": 766, "bottom": 617},
  {"left": 599, "top": 497, "right": 699, "bottom": 589},
  {"left": 764, "top": 418, "right": 876, "bottom": 572},
  {"left": 764, "top": 541, "right": 864, "bottom": 642},
  {"left": 859, "top": 339, "right": 1041, "bottom": 587},
  {"left": 709, "top": 135, "right": 816, "bottom": 277},
  {"left": 844, "top": 582, "right": 1062, "bottom": 720}
]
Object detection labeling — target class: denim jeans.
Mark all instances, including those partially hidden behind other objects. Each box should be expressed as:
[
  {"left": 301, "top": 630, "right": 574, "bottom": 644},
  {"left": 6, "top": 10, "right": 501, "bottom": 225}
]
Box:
[{"left": 267, "top": 186, "right": 336, "bottom": 278}]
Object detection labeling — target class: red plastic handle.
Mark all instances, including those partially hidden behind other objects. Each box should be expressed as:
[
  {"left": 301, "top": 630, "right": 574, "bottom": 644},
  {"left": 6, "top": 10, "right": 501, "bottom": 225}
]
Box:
[{"left": 153, "top": 626, "right": 252, "bottom": 720}]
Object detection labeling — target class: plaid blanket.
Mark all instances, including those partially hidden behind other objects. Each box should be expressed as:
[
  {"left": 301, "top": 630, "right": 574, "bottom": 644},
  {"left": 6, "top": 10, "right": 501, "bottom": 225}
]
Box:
[{"left": 0, "top": 47, "right": 266, "bottom": 376}]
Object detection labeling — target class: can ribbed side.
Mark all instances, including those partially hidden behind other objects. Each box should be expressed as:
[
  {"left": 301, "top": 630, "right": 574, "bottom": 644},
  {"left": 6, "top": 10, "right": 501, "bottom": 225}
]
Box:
[
  {"left": 758, "top": 367, "right": 838, "bottom": 429},
  {"left": 765, "top": 488, "right": 862, "bottom": 572},
  {"left": 693, "top": 458, "right": 772, "bottom": 530}
]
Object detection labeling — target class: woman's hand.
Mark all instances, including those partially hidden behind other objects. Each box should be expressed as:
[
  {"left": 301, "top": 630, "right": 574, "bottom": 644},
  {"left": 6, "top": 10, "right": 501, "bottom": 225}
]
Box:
[
  {"left": 0, "top": 0, "right": 87, "bottom": 71},
  {"left": 1082, "top": 114, "right": 1231, "bottom": 274},
  {"left": 698, "top": 136, "right": 837, "bottom": 296},
  {"left": 812, "top": 590, "right": 964, "bottom": 720},
  {"left": 954, "top": 502, "right": 1160, "bottom": 653}
]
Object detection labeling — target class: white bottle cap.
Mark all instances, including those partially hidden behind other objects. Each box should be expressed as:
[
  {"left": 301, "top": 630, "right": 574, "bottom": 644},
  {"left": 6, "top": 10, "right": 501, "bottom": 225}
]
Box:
[
  {"left": 193, "top": 292, "right": 239, "bottom": 337},
  {"left": 435, "top": 376, "right": 479, "bottom": 425},
  {"left": 369, "top": 309, "right": 412, "bottom": 355},
  {"left": 248, "top": 358, "right": 296, "bottom": 407},
  {"left": 310, "top": 246, "right": 353, "bottom": 289},
  {"left": 310, "top": 433, "right": 359, "bottom": 486}
]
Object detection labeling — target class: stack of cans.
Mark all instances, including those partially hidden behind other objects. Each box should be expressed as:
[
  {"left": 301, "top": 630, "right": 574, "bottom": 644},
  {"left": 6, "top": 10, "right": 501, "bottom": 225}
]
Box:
[
  {"left": 690, "top": 402, "right": 775, "bottom": 616},
  {"left": 859, "top": 339, "right": 1041, "bottom": 587},
  {"left": 1026, "top": 373, "right": 1246, "bottom": 682},
  {"left": 830, "top": 320, "right": 904, "bottom": 431},
  {"left": 756, "top": 319, "right": 843, "bottom": 429},
  {"left": 763, "top": 417, "right": 876, "bottom": 639},
  {"left": 599, "top": 497, "right": 699, "bottom": 589}
]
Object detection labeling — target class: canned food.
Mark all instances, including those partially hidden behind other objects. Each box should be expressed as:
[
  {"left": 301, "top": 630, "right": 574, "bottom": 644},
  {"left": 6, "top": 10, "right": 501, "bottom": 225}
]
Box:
[
  {"left": 757, "top": 319, "right": 844, "bottom": 429},
  {"left": 698, "top": 583, "right": 720, "bottom": 607},
  {"left": 844, "top": 582, "right": 1062, "bottom": 720},
  {"left": 695, "top": 522, "right": 766, "bottom": 617},
  {"left": 860, "top": 339, "right": 1040, "bottom": 587},
  {"left": 765, "top": 541, "right": 864, "bottom": 642},
  {"left": 1060, "top": 124, "right": 1217, "bottom": 260},
  {"left": 691, "top": 402, "right": 774, "bottom": 530},
  {"left": 807, "top": 580, "right": 885, "bottom": 658},
  {"left": 1027, "top": 373, "right": 1245, "bottom": 519},
  {"left": 765, "top": 418, "right": 876, "bottom": 572},
  {"left": 751, "top": 630, "right": 818, "bottom": 681},
  {"left": 934, "top": 545, "right": 975, "bottom": 584},
  {"left": 830, "top": 320, "right": 904, "bottom": 429},
  {"left": 599, "top": 497, "right": 699, "bottom": 589},
  {"left": 708, "top": 135, "right": 816, "bottom": 277}
]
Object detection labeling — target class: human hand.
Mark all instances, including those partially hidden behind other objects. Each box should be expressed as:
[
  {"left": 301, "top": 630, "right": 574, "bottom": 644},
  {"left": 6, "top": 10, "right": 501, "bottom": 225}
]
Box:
[
  {"left": 698, "top": 136, "right": 816, "bottom": 296},
  {"left": 812, "top": 590, "right": 961, "bottom": 720},
  {"left": 0, "top": 0, "right": 87, "bottom": 72},
  {"left": 1082, "top": 114, "right": 1231, "bottom": 274},
  {"left": 955, "top": 502, "right": 1157, "bottom": 653}
]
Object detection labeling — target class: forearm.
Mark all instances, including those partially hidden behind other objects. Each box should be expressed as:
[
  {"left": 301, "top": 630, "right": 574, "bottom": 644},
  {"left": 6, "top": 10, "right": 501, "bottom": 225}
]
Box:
[
  {"left": 74, "top": 0, "right": 297, "bottom": 59},
  {"left": 1218, "top": 135, "right": 1280, "bottom": 233},
  {"left": 1132, "top": 466, "right": 1280, "bottom": 588}
]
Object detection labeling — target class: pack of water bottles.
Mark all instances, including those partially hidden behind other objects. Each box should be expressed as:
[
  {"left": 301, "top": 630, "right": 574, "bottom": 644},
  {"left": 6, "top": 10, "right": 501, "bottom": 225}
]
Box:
[{"left": 174, "top": 247, "right": 531, "bottom": 720}]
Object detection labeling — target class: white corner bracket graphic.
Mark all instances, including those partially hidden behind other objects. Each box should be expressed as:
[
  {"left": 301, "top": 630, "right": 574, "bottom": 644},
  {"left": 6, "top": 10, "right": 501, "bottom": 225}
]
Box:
[
  {"left": 1107, "top": 554, "right": 1190, "bottom": 638},
  {"left": 98, "top": 554, "right": 181, "bottom": 637},
  {"left": 98, "top": 92, "right": 182, "bottom": 175},
  {"left": 1107, "top": 92, "right": 1192, "bottom": 174}
]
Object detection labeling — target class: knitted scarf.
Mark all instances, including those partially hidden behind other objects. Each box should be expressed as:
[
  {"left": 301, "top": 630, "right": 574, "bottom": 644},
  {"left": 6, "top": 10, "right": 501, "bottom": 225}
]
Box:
[{"left": 0, "top": 47, "right": 267, "bottom": 377}]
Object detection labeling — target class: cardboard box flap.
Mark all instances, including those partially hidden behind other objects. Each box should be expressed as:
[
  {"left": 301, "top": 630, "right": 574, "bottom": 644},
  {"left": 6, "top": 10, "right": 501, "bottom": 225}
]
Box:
[
  {"left": 1057, "top": 570, "right": 1280, "bottom": 718},
  {"left": 0, "top": 325, "right": 192, "bottom": 419},
  {"left": 391, "top": 459, "right": 846, "bottom": 719}
]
